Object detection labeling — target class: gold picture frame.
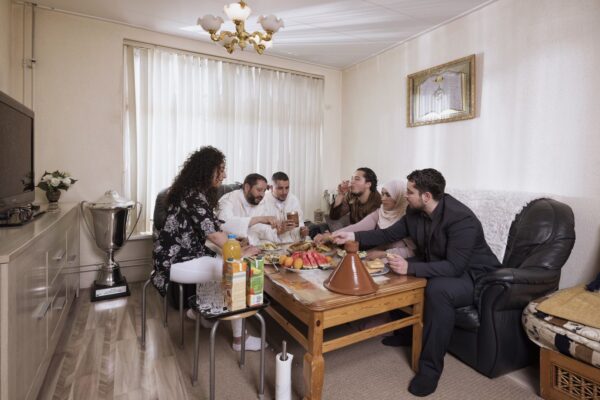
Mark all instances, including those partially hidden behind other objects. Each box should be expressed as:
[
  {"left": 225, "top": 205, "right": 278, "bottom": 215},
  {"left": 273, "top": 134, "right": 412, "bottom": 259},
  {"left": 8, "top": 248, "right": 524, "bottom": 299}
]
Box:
[{"left": 407, "top": 54, "right": 476, "bottom": 127}]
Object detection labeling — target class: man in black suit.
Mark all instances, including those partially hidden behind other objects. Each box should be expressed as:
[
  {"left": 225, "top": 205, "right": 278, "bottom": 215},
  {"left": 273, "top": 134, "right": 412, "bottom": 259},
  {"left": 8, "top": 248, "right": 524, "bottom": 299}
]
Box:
[{"left": 332, "top": 169, "right": 501, "bottom": 396}]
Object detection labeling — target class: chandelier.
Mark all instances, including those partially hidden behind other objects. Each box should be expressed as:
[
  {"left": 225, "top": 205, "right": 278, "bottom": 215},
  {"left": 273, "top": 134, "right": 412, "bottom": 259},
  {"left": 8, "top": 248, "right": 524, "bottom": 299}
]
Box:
[{"left": 198, "top": 1, "right": 284, "bottom": 55}]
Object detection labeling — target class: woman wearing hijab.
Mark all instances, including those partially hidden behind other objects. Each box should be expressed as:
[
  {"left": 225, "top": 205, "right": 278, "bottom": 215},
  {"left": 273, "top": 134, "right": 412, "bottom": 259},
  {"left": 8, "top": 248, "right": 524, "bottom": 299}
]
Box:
[{"left": 315, "top": 179, "right": 415, "bottom": 259}]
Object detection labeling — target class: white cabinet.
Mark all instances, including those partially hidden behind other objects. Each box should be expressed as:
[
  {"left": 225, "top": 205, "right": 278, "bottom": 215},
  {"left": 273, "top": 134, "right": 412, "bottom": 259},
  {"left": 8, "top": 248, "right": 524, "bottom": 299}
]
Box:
[{"left": 0, "top": 203, "right": 80, "bottom": 400}]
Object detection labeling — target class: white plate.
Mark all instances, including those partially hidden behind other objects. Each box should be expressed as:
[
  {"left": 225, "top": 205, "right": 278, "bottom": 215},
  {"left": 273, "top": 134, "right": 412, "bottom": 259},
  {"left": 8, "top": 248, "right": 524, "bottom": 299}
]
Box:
[
  {"left": 282, "top": 266, "right": 320, "bottom": 273},
  {"left": 369, "top": 264, "right": 390, "bottom": 276}
]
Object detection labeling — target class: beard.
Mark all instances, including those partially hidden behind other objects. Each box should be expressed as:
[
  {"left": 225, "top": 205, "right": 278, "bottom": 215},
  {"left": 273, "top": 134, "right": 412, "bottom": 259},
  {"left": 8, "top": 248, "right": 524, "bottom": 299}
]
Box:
[
  {"left": 407, "top": 199, "right": 425, "bottom": 211},
  {"left": 245, "top": 192, "right": 263, "bottom": 205},
  {"left": 351, "top": 188, "right": 364, "bottom": 196}
]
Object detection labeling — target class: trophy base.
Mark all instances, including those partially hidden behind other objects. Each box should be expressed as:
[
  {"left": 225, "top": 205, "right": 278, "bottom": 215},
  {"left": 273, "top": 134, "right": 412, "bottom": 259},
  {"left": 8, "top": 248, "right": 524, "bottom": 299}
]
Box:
[{"left": 90, "top": 277, "right": 131, "bottom": 302}]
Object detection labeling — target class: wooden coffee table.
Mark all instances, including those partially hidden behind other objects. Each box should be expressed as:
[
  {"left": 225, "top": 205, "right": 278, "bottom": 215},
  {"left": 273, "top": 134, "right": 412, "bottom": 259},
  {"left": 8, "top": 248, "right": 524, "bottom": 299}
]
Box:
[{"left": 263, "top": 266, "right": 426, "bottom": 400}]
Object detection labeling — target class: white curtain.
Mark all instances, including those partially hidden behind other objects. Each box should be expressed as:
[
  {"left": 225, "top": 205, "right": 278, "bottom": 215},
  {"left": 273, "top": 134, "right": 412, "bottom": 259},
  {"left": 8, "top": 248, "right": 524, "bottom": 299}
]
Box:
[{"left": 124, "top": 45, "right": 324, "bottom": 232}]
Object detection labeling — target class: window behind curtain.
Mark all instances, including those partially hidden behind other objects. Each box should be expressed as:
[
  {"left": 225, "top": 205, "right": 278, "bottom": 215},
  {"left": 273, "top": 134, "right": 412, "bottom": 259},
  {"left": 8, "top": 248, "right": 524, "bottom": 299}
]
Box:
[{"left": 123, "top": 44, "right": 325, "bottom": 232}]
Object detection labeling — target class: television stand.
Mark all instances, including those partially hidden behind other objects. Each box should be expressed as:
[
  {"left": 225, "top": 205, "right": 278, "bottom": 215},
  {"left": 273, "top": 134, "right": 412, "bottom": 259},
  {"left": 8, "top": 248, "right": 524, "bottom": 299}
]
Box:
[{"left": 0, "top": 204, "right": 45, "bottom": 227}]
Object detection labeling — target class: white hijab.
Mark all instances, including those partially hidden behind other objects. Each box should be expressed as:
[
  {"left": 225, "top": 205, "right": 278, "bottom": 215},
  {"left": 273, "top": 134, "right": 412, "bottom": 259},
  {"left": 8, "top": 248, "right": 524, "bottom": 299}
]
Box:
[{"left": 377, "top": 179, "right": 406, "bottom": 229}]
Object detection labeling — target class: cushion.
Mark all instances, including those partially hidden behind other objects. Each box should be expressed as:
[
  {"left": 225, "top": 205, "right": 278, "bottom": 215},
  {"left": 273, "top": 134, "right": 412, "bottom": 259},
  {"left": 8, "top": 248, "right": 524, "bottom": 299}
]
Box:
[
  {"left": 537, "top": 286, "right": 600, "bottom": 330},
  {"left": 523, "top": 295, "right": 600, "bottom": 368}
]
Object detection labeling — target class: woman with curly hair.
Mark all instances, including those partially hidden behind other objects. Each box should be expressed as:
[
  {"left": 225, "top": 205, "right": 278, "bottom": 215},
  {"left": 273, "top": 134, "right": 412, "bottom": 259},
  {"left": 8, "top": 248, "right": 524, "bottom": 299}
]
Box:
[{"left": 153, "top": 146, "right": 262, "bottom": 351}]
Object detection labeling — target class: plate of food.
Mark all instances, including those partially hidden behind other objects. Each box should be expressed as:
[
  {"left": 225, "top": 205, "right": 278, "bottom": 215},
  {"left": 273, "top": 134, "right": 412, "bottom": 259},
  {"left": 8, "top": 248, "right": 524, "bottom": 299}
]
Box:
[
  {"left": 314, "top": 243, "right": 334, "bottom": 254},
  {"left": 279, "top": 252, "right": 332, "bottom": 271},
  {"left": 263, "top": 254, "right": 283, "bottom": 265},
  {"left": 259, "top": 241, "right": 280, "bottom": 252},
  {"left": 364, "top": 259, "right": 390, "bottom": 276},
  {"left": 287, "top": 240, "right": 335, "bottom": 255},
  {"left": 287, "top": 240, "right": 314, "bottom": 252}
]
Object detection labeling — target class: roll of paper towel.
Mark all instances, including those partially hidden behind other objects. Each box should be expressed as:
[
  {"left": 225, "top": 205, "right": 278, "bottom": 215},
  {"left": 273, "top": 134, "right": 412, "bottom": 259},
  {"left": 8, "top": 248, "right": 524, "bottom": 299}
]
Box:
[{"left": 275, "top": 352, "right": 294, "bottom": 400}]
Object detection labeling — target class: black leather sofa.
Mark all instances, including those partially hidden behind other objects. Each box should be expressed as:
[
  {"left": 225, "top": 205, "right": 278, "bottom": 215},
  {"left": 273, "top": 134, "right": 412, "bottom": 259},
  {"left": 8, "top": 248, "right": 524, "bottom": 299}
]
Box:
[{"left": 448, "top": 198, "right": 576, "bottom": 377}]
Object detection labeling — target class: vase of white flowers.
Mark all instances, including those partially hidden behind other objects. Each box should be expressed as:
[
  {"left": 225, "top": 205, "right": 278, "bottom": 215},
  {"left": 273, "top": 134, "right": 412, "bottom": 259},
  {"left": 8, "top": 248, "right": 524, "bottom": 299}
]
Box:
[{"left": 37, "top": 171, "right": 77, "bottom": 208}]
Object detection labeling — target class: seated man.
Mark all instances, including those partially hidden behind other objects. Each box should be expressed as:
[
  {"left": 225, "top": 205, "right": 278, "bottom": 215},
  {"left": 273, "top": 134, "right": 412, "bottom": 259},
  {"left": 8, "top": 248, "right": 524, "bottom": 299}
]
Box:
[
  {"left": 218, "top": 173, "right": 278, "bottom": 245},
  {"left": 262, "top": 171, "right": 309, "bottom": 243},
  {"left": 333, "top": 169, "right": 501, "bottom": 397},
  {"left": 329, "top": 167, "right": 382, "bottom": 227}
]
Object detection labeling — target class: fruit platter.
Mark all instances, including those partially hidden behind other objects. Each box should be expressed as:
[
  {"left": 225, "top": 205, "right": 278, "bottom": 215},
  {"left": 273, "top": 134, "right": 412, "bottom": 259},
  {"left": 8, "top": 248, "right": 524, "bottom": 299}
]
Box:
[{"left": 280, "top": 251, "right": 333, "bottom": 271}]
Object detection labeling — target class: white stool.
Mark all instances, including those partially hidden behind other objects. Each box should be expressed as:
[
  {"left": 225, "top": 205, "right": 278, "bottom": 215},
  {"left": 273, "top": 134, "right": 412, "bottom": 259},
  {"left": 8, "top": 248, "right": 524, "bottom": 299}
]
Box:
[{"left": 141, "top": 256, "right": 222, "bottom": 348}]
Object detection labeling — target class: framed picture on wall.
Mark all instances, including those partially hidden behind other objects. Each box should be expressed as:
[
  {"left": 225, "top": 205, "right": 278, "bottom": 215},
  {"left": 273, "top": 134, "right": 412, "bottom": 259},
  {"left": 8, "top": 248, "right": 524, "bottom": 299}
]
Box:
[{"left": 407, "top": 54, "right": 476, "bottom": 127}]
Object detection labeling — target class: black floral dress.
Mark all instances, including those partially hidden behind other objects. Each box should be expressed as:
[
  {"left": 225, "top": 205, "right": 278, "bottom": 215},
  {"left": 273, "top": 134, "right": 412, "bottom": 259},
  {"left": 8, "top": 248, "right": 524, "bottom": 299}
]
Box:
[{"left": 152, "top": 190, "right": 221, "bottom": 296}]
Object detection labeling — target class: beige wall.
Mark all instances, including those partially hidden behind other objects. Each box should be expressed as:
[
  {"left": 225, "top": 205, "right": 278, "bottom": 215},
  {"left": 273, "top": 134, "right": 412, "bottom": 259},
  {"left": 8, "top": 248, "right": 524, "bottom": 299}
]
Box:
[
  {"left": 0, "top": 0, "right": 10, "bottom": 93},
  {"left": 341, "top": 0, "right": 600, "bottom": 288},
  {"left": 11, "top": 7, "right": 342, "bottom": 282}
]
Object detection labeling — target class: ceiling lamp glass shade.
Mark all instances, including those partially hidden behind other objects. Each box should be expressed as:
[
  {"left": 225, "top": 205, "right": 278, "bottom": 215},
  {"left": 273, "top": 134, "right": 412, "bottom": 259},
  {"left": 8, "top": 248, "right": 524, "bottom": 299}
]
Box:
[
  {"left": 258, "top": 15, "right": 284, "bottom": 33},
  {"left": 197, "top": 15, "right": 224, "bottom": 32},
  {"left": 224, "top": 1, "right": 252, "bottom": 21},
  {"left": 198, "top": 1, "right": 282, "bottom": 55}
]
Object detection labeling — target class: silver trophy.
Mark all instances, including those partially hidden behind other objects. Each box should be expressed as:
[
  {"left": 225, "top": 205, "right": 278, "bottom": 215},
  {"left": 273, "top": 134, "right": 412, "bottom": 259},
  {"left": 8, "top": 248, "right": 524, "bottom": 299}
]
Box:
[{"left": 81, "top": 190, "right": 142, "bottom": 302}]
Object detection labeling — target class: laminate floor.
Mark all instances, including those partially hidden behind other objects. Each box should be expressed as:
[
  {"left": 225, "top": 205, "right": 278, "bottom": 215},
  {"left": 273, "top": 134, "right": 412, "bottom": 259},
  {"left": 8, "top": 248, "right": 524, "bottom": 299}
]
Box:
[
  {"left": 37, "top": 282, "right": 541, "bottom": 400},
  {"left": 37, "top": 283, "right": 274, "bottom": 400}
]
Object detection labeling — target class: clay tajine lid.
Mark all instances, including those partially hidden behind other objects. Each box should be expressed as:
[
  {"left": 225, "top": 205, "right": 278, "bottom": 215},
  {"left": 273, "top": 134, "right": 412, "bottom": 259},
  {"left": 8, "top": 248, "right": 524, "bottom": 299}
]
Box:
[{"left": 324, "top": 241, "right": 378, "bottom": 296}]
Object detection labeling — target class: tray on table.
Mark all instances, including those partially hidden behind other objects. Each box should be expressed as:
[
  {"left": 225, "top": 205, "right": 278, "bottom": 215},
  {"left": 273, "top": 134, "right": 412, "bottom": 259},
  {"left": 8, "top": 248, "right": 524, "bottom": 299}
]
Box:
[{"left": 188, "top": 295, "right": 270, "bottom": 320}]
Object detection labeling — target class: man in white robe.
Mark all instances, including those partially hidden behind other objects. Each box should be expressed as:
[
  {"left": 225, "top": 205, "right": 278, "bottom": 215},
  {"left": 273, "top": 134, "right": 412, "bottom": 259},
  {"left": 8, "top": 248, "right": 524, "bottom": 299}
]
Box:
[
  {"left": 218, "top": 173, "right": 278, "bottom": 245},
  {"left": 262, "top": 172, "right": 308, "bottom": 243}
]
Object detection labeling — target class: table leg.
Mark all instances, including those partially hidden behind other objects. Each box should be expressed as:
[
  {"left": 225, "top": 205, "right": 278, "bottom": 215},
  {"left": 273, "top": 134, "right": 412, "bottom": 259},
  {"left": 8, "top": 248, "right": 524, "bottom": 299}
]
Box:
[
  {"left": 411, "top": 296, "right": 424, "bottom": 372},
  {"left": 303, "top": 312, "right": 324, "bottom": 400}
]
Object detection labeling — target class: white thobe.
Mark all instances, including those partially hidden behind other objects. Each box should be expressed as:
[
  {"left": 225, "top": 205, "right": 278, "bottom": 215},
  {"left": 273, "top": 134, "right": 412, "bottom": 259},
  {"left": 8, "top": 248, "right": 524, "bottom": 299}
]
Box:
[
  {"left": 217, "top": 189, "right": 277, "bottom": 245},
  {"left": 262, "top": 191, "right": 305, "bottom": 243}
]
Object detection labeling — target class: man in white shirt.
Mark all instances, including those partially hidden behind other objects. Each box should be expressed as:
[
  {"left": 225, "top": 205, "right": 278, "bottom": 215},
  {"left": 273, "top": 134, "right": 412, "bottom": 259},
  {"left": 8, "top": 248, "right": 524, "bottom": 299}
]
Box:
[
  {"left": 218, "top": 173, "right": 278, "bottom": 245},
  {"left": 262, "top": 172, "right": 309, "bottom": 243}
]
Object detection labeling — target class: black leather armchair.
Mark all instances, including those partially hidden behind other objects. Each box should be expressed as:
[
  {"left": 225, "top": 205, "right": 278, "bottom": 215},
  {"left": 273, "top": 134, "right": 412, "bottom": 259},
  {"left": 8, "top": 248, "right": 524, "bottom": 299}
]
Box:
[{"left": 448, "top": 198, "right": 576, "bottom": 378}]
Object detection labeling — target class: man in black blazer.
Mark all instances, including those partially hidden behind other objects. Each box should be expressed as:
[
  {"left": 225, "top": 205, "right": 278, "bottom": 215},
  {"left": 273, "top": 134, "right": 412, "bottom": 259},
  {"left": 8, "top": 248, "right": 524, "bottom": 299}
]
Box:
[{"left": 333, "top": 169, "right": 500, "bottom": 396}]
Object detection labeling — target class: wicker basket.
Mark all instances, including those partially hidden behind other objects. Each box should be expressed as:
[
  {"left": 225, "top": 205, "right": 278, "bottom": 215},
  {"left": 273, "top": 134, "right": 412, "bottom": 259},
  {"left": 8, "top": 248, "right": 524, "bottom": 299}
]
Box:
[{"left": 541, "top": 348, "right": 600, "bottom": 400}]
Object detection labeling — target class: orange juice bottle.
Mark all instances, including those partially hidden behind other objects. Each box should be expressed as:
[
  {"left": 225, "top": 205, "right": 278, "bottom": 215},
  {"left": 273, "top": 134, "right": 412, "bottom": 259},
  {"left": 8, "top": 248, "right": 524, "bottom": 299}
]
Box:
[{"left": 222, "top": 234, "right": 242, "bottom": 282}]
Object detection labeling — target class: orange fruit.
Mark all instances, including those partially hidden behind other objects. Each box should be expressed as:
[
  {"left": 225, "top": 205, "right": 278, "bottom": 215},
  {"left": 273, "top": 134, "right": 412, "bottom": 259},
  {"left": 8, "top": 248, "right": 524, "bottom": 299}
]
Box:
[
  {"left": 279, "top": 255, "right": 287, "bottom": 265},
  {"left": 284, "top": 257, "right": 294, "bottom": 267},
  {"left": 293, "top": 258, "right": 303, "bottom": 269},
  {"left": 325, "top": 256, "right": 333, "bottom": 263}
]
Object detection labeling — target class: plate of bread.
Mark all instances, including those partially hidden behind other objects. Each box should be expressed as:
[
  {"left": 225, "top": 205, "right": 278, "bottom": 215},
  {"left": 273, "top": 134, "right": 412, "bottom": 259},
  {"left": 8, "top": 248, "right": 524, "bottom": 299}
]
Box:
[{"left": 364, "top": 259, "right": 390, "bottom": 276}]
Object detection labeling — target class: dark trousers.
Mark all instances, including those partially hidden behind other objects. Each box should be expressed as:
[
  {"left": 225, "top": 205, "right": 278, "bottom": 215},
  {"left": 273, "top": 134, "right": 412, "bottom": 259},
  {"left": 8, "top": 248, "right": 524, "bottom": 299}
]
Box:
[{"left": 419, "top": 273, "right": 474, "bottom": 380}]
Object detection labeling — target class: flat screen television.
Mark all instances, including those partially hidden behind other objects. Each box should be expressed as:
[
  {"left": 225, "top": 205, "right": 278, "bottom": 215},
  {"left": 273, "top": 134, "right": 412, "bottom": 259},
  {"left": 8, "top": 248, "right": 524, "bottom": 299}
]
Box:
[{"left": 0, "top": 91, "right": 34, "bottom": 212}]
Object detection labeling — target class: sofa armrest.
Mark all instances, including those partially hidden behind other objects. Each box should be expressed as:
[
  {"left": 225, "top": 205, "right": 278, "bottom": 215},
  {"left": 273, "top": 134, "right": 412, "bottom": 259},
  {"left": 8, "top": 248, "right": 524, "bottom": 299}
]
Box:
[{"left": 474, "top": 267, "right": 560, "bottom": 311}]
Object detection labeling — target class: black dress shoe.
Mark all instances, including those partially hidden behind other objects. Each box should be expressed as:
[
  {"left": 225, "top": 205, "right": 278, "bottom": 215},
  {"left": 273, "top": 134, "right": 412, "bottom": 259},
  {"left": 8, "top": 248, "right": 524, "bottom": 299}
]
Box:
[
  {"left": 408, "top": 374, "right": 438, "bottom": 397},
  {"left": 381, "top": 334, "right": 411, "bottom": 347}
]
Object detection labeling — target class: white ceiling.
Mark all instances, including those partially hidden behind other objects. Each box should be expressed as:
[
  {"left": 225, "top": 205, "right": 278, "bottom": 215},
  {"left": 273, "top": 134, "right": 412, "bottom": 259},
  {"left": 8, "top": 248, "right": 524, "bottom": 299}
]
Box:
[{"left": 34, "top": 0, "right": 493, "bottom": 69}]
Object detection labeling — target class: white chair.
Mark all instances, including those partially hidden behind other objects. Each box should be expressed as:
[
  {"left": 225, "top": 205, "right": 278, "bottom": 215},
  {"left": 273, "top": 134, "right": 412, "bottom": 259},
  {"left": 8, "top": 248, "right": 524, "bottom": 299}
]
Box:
[{"left": 141, "top": 256, "right": 222, "bottom": 348}]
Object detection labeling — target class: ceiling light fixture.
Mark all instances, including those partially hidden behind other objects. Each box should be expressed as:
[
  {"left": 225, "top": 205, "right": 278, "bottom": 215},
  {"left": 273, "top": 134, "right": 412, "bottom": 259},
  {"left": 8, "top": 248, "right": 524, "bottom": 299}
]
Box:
[{"left": 198, "top": 1, "right": 284, "bottom": 55}]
